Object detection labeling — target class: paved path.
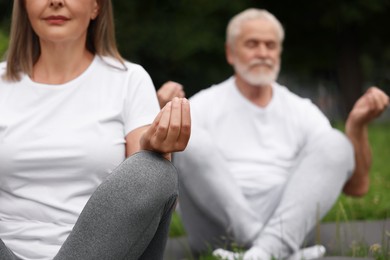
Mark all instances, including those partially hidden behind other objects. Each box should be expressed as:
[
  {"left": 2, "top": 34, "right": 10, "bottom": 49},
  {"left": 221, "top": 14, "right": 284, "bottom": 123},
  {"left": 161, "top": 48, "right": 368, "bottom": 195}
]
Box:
[{"left": 164, "top": 219, "right": 390, "bottom": 260}]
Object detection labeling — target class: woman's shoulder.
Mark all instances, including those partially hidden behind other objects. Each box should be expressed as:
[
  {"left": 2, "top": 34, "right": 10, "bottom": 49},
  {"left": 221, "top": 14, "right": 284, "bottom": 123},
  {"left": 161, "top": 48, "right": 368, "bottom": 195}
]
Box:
[
  {"left": 97, "top": 56, "right": 145, "bottom": 73},
  {"left": 95, "top": 56, "right": 151, "bottom": 82}
]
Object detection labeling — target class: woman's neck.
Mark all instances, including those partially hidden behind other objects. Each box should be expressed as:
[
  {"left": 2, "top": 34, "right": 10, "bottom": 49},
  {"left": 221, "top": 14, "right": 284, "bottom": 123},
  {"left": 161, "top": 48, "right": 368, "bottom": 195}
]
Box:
[{"left": 32, "top": 41, "right": 94, "bottom": 85}]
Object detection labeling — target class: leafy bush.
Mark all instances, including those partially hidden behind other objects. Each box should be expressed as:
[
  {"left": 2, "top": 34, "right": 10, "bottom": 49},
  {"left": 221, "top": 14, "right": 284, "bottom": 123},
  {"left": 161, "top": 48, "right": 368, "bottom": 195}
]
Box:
[{"left": 0, "top": 28, "right": 8, "bottom": 59}]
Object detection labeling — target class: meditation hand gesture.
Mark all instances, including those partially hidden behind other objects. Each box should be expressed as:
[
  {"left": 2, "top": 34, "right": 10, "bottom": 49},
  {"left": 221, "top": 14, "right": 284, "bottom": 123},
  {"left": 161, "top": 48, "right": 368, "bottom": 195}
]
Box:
[
  {"left": 344, "top": 86, "right": 389, "bottom": 196},
  {"left": 140, "top": 97, "right": 191, "bottom": 159},
  {"left": 347, "top": 87, "right": 389, "bottom": 128},
  {"left": 157, "top": 81, "right": 185, "bottom": 108}
]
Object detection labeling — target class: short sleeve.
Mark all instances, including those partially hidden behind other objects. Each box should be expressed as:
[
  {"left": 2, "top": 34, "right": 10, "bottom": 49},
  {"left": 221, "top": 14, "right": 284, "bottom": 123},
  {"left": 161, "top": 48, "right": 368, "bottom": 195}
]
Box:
[{"left": 122, "top": 64, "right": 160, "bottom": 135}]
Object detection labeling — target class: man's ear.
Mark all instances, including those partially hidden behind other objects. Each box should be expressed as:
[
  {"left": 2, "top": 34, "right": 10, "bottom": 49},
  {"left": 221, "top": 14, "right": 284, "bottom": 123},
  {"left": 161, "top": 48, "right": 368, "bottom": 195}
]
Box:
[{"left": 226, "top": 43, "right": 235, "bottom": 66}]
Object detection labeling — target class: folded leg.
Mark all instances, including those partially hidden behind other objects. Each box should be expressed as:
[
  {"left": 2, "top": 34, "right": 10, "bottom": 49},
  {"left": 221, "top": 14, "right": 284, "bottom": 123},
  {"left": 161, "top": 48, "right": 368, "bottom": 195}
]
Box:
[
  {"left": 174, "top": 127, "right": 263, "bottom": 252},
  {"left": 54, "top": 151, "right": 178, "bottom": 260},
  {"left": 0, "top": 240, "right": 21, "bottom": 260},
  {"left": 251, "top": 129, "right": 355, "bottom": 259}
]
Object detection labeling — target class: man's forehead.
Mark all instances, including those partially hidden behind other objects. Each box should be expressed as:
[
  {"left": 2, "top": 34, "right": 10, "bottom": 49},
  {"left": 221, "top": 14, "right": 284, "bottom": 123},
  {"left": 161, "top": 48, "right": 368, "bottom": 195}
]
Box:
[{"left": 239, "top": 19, "right": 279, "bottom": 41}]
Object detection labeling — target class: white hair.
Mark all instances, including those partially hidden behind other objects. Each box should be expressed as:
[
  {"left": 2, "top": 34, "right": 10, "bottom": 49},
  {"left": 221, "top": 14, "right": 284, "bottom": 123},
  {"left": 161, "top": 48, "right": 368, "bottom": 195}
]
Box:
[{"left": 226, "top": 8, "right": 285, "bottom": 47}]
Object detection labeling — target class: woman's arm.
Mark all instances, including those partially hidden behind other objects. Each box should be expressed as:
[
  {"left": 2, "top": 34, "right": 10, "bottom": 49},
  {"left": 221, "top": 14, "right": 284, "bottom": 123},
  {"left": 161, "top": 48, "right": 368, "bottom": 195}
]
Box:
[{"left": 125, "top": 97, "right": 191, "bottom": 160}]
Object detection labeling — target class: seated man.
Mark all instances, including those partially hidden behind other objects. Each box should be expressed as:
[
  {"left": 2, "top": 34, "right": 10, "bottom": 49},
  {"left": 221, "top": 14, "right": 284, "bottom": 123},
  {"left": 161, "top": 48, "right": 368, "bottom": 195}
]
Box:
[{"left": 173, "top": 8, "right": 389, "bottom": 260}]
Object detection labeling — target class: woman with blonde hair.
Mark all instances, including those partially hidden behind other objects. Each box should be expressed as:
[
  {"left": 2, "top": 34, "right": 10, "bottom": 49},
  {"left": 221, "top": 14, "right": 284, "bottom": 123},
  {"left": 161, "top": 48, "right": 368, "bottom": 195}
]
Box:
[{"left": 0, "top": 0, "right": 191, "bottom": 259}]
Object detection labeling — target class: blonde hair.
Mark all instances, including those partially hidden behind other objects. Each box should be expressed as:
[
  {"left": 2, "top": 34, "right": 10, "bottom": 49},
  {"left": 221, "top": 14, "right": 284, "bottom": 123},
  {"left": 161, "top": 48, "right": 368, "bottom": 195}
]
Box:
[
  {"left": 226, "top": 8, "right": 285, "bottom": 48},
  {"left": 4, "top": 0, "right": 123, "bottom": 81}
]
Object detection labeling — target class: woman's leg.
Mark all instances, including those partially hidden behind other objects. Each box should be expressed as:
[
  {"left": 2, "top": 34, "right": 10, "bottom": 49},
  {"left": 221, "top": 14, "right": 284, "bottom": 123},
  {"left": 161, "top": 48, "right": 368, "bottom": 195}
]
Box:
[
  {"left": 54, "top": 151, "right": 178, "bottom": 260},
  {"left": 0, "top": 240, "right": 21, "bottom": 260}
]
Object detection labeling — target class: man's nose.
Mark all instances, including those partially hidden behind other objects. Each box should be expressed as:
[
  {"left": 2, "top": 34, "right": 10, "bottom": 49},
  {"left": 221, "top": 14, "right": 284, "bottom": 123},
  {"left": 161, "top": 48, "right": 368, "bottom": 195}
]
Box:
[{"left": 256, "top": 43, "right": 269, "bottom": 57}]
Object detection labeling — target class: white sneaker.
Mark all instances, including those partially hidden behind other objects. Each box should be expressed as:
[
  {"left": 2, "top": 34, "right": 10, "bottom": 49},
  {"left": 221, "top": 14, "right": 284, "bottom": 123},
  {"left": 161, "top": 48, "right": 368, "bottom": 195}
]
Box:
[
  {"left": 243, "top": 246, "right": 270, "bottom": 260},
  {"left": 287, "top": 245, "right": 326, "bottom": 260},
  {"left": 212, "top": 248, "right": 242, "bottom": 260},
  {"left": 213, "top": 247, "right": 269, "bottom": 260},
  {"left": 213, "top": 244, "right": 325, "bottom": 260}
]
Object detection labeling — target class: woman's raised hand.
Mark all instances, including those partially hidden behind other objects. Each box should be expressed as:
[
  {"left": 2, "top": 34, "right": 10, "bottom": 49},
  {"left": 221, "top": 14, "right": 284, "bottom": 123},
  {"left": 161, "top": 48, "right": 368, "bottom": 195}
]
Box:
[{"left": 140, "top": 97, "right": 191, "bottom": 159}]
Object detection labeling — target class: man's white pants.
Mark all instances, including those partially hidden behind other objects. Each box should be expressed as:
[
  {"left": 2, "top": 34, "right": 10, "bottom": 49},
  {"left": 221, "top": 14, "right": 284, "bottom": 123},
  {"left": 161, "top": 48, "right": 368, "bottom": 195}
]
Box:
[{"left": 174, "top": 128, "right": 355, "bottom": 258}]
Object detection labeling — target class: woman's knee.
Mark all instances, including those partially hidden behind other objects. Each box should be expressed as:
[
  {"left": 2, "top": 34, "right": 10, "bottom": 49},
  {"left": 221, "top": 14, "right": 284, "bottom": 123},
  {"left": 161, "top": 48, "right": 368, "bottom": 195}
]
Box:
[{"left": 105, "top": 151, "right": 178, "bottom": 204}]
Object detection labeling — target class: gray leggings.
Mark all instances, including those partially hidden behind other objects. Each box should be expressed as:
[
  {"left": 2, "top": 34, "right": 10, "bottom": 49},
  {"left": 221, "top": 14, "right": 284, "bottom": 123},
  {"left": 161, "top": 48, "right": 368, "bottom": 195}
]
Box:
[{"left": 0, "top": 151, "right": 178, "bottom": 260}]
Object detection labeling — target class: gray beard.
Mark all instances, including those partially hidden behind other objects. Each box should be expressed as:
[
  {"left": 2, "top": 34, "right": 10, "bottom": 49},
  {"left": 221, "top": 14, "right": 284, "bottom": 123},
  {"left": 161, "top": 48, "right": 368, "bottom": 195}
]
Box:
[{"left": 234, "top": 62, "right": 280, "bottom": 87}]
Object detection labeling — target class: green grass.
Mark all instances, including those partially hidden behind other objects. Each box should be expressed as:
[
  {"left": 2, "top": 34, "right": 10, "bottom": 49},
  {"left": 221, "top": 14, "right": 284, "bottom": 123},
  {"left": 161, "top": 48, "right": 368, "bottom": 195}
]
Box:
[
  {"left": 168, "top": 122, "right": 390, "bottom": 259},
  {"left": 169, "top": 211, "right": 186, "bottom": 237},
  {"left": 323, "top": 122, "right": 390, "bottom": 222}
]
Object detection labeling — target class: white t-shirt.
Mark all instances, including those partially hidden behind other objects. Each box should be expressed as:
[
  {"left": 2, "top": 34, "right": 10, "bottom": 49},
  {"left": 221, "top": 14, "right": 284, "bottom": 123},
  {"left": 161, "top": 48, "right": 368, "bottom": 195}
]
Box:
[
  {"left": 189, "top": 77, "right": 331, "bottom": 214},
  {"left": 0, "top": 56, "right": 160, "bottom": 260}
]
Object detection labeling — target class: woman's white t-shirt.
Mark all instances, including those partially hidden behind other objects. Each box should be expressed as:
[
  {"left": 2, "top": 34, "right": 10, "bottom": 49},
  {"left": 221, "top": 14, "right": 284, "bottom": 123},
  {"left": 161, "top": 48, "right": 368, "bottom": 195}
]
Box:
[{"left": 0, "top": 56, "right": 160, "bottom": 259}]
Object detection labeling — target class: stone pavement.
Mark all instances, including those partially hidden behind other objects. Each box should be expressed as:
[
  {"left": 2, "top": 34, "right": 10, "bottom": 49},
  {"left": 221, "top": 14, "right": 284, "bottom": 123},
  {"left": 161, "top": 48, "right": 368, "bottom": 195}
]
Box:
[{"left": 164, "top": 219, "right": 390, "bottom": 260}]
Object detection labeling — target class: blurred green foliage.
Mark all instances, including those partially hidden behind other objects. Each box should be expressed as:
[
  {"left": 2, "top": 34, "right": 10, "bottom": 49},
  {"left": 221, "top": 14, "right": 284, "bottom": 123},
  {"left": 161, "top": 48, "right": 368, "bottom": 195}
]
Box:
[
  {"left": 0, "top": 29, "right": 9, "bottom": 59},
  {"left": 0, "top": 0, "right": 10, "bottom": 59}
]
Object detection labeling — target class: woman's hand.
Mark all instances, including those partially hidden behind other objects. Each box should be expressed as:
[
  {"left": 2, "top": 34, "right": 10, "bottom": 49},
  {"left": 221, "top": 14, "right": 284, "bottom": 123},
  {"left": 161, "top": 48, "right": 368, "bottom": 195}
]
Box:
[{"left": 140, "top": 97, "right": 191, "bottom": 160}]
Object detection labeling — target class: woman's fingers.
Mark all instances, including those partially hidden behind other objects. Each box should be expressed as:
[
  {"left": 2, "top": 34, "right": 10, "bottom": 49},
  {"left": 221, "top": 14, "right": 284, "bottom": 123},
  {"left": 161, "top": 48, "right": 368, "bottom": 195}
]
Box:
[
  {"left": 142, "top": 97, "right": 191, "bottom": 153},
  {"left": 164, "top": 97, "right": 183, "bottom": 146},
  {"left": 161, "top": 98, "right": 191, "bottom": 152},
  {"left": 176, "top": 98, "right": 191, "bottom": 151},
  {"left": 154, "top": 100, "right": 172, "bottom": 144}
]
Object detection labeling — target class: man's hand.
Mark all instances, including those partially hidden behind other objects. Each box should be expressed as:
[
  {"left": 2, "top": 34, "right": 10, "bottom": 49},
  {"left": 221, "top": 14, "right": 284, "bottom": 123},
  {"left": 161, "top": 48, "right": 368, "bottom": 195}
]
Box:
[
  {"left": 343, "top": 87, "right": 389, "bottom": 196},
  {"left": 140, "top": 97, "right": 191, "bottom": 160},
  {"left": 157, "top": 81, "right": 185, "bottom": 108},
  {"left": 346, "top": 87, "right": 389, "bottom": 129}
]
